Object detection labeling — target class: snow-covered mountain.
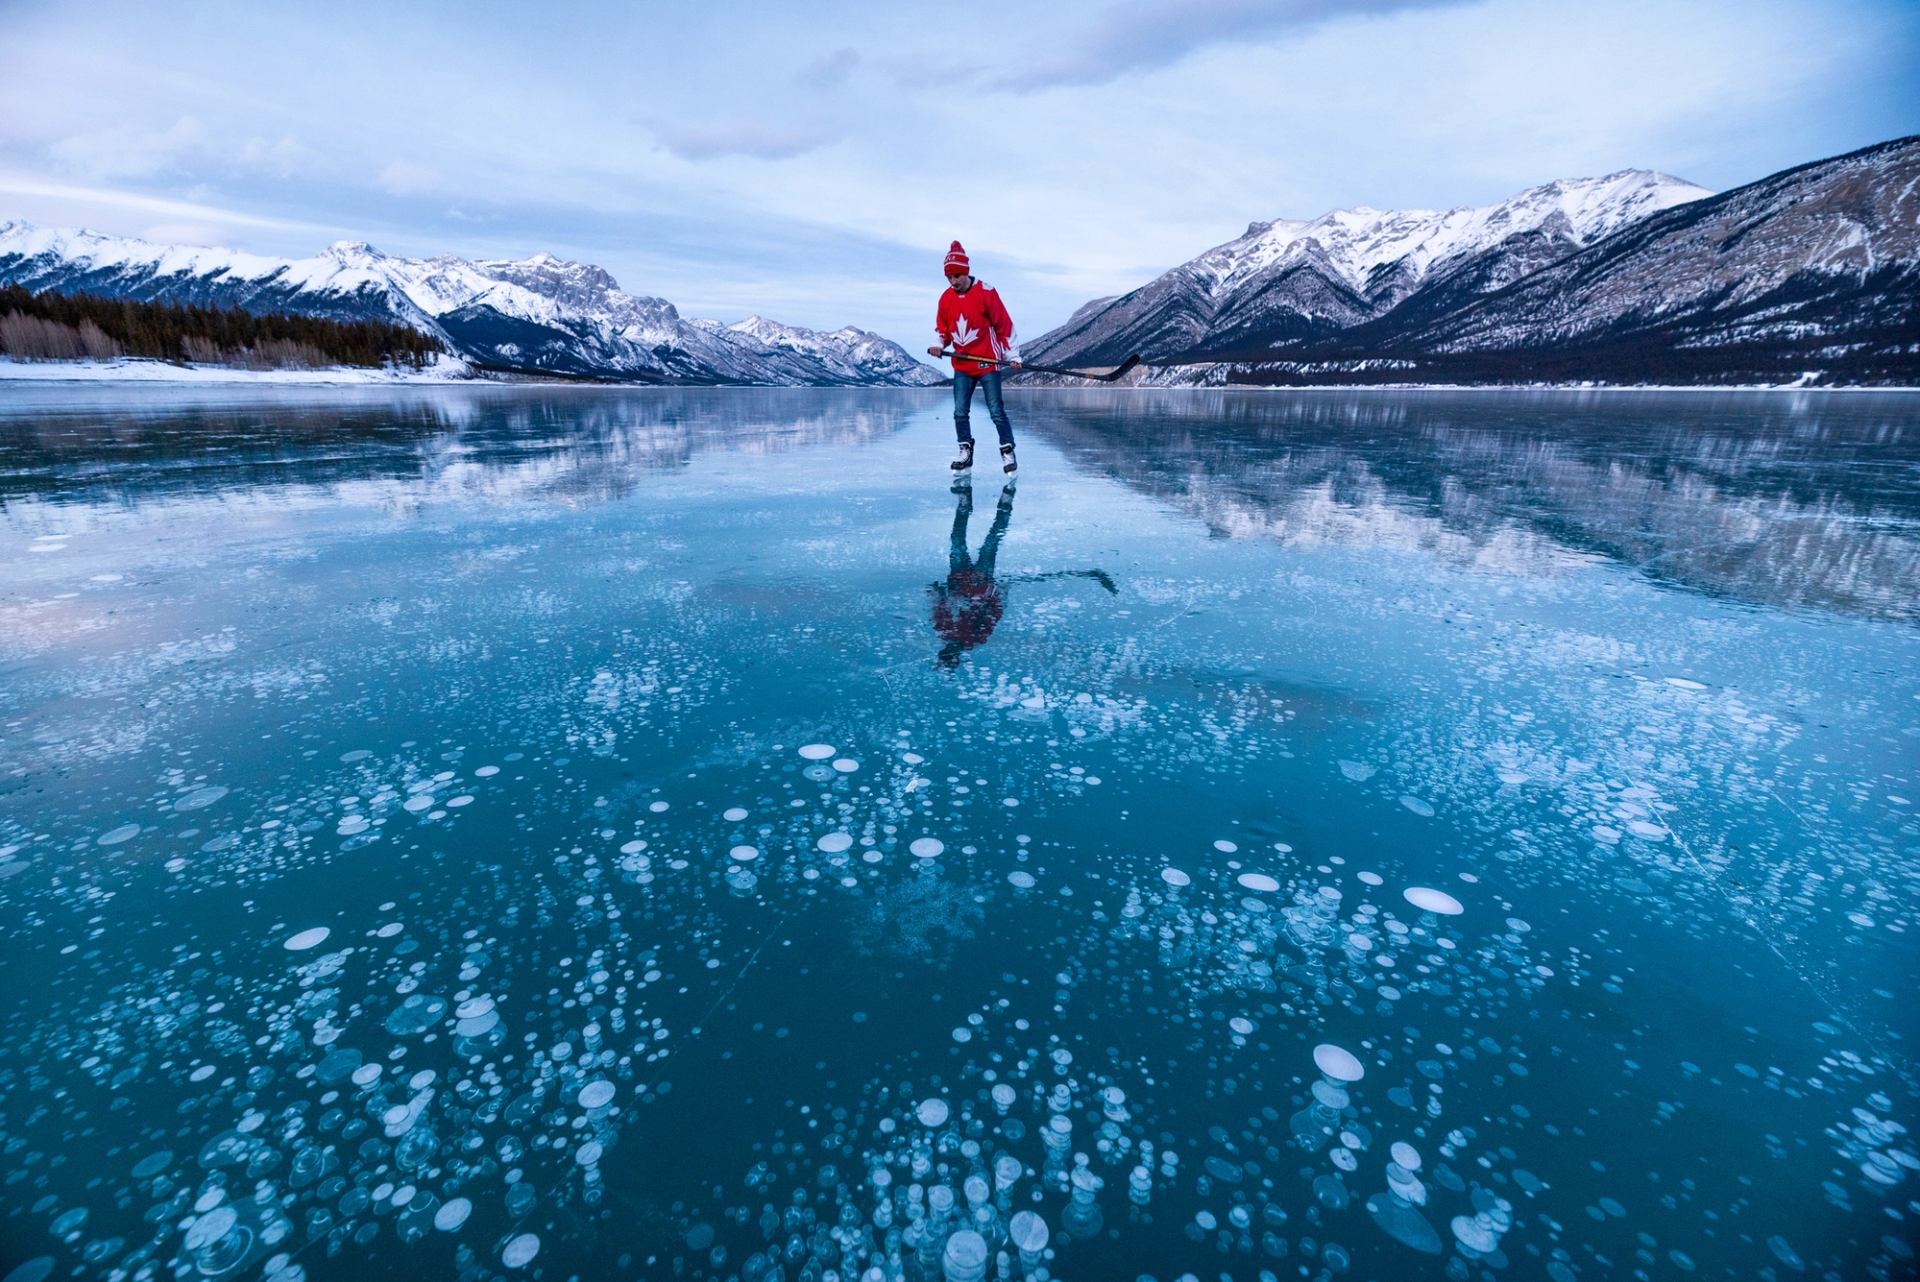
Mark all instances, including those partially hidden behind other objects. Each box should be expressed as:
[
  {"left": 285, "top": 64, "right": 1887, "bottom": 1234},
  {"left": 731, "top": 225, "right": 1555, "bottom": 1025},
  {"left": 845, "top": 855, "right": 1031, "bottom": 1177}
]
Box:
[
  {"left": 0, "top": 223, "right": 942, "bottom": 386},
  {"left": 1028, "top": 170, "right": 1712, "bottom": 367},
  {"left": 1029, "top": 137, "right": 1920, "bottom": 385},
  {"left": 1407, "top": 137, "right": 1920, "bottom": 360}
]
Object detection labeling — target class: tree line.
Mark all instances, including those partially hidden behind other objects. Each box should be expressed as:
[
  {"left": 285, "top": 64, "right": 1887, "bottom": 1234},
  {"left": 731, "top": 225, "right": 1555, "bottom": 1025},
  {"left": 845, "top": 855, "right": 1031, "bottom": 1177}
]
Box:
[{"left": 0, "top": 284, "right": 445, "bottom": 370}]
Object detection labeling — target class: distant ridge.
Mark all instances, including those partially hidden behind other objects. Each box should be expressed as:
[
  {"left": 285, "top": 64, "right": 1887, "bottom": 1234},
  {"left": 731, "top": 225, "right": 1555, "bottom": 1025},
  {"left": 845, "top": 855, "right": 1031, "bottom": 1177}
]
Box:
[{"left": 0, "top": 224, "right": 943, "bottom": 387}]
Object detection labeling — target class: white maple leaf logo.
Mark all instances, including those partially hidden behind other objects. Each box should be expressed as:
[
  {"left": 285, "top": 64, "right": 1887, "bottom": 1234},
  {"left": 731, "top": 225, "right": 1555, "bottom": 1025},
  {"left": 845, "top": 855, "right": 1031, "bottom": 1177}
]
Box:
[{"left": 950, "top": 316, "right": 979, "bottom": 346}]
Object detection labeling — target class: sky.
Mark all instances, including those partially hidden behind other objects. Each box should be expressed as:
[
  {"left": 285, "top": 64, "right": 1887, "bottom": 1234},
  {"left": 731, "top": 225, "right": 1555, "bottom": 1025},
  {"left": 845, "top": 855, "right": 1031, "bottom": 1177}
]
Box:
[{"left": 1, "top": 0, "right": 1916, "bottom": 361}]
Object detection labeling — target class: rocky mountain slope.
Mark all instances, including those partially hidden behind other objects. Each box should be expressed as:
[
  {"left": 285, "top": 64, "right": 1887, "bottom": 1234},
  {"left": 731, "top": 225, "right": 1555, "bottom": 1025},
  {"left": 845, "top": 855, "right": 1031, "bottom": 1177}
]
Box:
[
  {"left": 1028, "top": 170, "right": 1711, "bottom": 367},
  {"left": 1028, "top": 137, "right": 1920, "bottom": 386},
  {"left": 0, "top": 224, "right": 942, "bottom": 386}
]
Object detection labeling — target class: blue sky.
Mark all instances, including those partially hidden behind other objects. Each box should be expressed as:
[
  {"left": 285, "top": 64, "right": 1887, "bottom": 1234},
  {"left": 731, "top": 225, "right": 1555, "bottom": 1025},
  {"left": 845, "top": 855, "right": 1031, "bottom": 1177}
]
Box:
[{"left": 1, "top": 0, "right": 1915, "bottom": 360}]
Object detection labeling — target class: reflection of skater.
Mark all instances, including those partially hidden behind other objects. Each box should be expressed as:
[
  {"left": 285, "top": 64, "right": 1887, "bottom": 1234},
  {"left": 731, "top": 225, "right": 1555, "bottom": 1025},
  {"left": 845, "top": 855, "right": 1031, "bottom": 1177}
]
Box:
[
  {"left": 930, "top": 482, "right": 1120, "bottom": 669},
  {"left": 932, "top": 481, "right": 1014, "bottom": 668}
]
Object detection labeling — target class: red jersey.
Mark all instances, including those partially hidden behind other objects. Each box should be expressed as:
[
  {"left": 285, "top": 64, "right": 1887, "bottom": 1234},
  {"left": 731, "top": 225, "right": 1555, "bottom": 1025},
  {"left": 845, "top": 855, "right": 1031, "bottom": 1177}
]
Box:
[
  {"left": 935, "top": 281, "right": 1017, "bottom": 376},
  {"left": 931, "top": 571, "right": 1004, "bottom": 649}
]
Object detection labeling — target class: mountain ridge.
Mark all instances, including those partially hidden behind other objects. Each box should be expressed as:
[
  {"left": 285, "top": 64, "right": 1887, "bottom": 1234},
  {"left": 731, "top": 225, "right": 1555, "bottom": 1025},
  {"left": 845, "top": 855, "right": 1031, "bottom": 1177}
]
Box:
[
  {"left": 1027, "top": 138, "right": 1920, "bottom": 386},
  {"left": 0, "top": 222, "right": 942, "bottom": 386}
]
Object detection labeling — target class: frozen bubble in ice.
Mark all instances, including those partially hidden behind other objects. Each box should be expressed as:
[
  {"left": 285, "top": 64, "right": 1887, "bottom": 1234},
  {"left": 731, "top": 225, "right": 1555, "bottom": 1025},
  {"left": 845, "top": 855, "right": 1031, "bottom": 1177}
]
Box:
[
  {"left": 1008, "top": 870, "right": 1036, "bottom": 889},
  {"left": 96, "top": 823, "right": 140, "bottom": 846},
  {"left": 283, "top": 927, "right": 331, "bottom": 951},
  {"left": 1312, "top": 1080, "right": 1350, "bottom": 1111},
  {"left": 1391, "top": 1141, "right": 1422, "bottom": 1170},
  {"left": 474, "top": 765, "right": 500, "bottom": 777},
  {"left": 340, "top": 750, "right": 373, "bottom": 763},
  {"left": 1009, "top": 1210, "right": 1050, "bottom": 1253},
  {"left": 1450, "top": 1214, "right": 1498, "bottom": 1253},
  {"left": 132, "top": 1149, "right": 174, "bottom": 1179},
  {"left": 917, "top": 1098, "right": 950, "bottom": 1127},
  {"left": 1665, "top": 677, "right": 1707, "bottom": 690},
  {"left": 1338, "top": 760, "right": 1376, "bottom": 782},
  {"left": 798, "top": 743, "right": 836, "bottom": 760},
  {"left": 817, "top": 832, "right": 854, "bottom": 853},
  {"left": 316, "top": 1049, "right": 362, "bottom": 1084},
  {"left": 351, "top": 1063, "right": 382, "bottom": 1087},
  {"left": 1358, "top": 871, "right": 1383, "bottom": 886},
  {"left": 576, "top": 1140, "right": 603, "bottom": 1166},
  {"left": 176, "top": 785, "right": 229, "bottom": 811},
  {"left": 502, "top": 1233, "right": 540, "bottom": 1268},
  {"left": 183, "top": 1205, "right": 238, "bottom": 1251},
  {"left": 455, "top": 996, "right": 495, "bottom": 1020},
  {"left": 1160, "top": 867, "right": 1191, "bottom": 887},
  {"left": 649, "top": 801, "right": 669, "bottom": 812},
  {"left": 723, "top": 807, "right": 749, "bottom": 821},
  {"left": 1229, "top": 1017, "right": 1254, "bottom": 1035},
  {"left": 578, "top": 1080, "right": 616, "bottom": 1109},
  {"left": 385, "top": 994, "right": 448, "bottom": 1035},
  {"left": 832, "top": 758, "right": 860, "bottom": 773},
  {"left": 910, "top": 837, "right": 945, "bottom": 858},
  {"left": 433, "top": 1198, "right": 471, "bottom": 1231},
  {"left": 943, "top": 1229, "right": 989, "bottom": 1281},
  {"left": 1314, "top": 1043, "right": 1366, "bottom": 1082},
  {"left": 336, "top": 816, "right": 370, "bottom": 836},
  {"left": 729, "top": 845, "right": 760, "bottom": 862},
  {"left": 1497, "top": 770, "right": 1528, "bottom": 785},
  {"left": 1400, "top": 795, "right": 1435, "bottom": 817},
  {"left": 620, "top": 839, "right": 646, "bottom": 854},
  {"left": 1237, "top": 873, "right": 1279, "bottom": 893},
  {"left": 1403, "top": 886, "right": 1464, "bottom": 915},
  {"left": 403, "top": 795, "right": 433, "bottom": 813},
  {"left": 1369, "top": 1195, "right": 1442, "bottom": 1254},
  {"left": 1214, "top": 839, "right": 1238, "bottom": 853}
]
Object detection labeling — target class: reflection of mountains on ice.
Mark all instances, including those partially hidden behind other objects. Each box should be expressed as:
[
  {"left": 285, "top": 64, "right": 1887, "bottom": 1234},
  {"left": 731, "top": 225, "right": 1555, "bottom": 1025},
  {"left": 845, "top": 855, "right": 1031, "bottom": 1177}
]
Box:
[
  {"left": 0, "top": 388, "right": 925, "bottom": 516},
  {"left": 1035, "top": 390, "right": 1920, "bottom": 622}
]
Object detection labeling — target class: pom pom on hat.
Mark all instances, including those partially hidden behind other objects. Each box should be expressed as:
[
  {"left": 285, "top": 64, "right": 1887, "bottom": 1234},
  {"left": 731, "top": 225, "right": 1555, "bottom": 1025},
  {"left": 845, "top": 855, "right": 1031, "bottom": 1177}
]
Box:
[{"left": 943, "top": 240, "right": 970, "bottom": 276}]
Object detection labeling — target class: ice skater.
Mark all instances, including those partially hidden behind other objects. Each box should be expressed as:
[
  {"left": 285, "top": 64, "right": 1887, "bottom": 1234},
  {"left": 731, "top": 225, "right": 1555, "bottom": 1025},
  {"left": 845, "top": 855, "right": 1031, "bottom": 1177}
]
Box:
[{"left": 927, "top": 240, "right": 1021, "bottom": 477}]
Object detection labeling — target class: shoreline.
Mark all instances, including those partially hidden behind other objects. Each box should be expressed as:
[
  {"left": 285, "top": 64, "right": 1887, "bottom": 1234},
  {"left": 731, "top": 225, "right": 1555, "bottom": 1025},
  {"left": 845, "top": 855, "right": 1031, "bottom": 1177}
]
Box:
[
  {"left": 2, "top": 357, "right": 1912, "bottom": 392},
  {"left": 0, "top": 356, "right": 475, "bottom": 386}
]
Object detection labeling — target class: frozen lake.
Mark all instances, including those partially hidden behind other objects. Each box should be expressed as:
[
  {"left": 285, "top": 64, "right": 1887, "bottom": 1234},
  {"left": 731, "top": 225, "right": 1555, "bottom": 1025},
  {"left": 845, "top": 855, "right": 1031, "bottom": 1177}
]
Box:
[{"left": 1, "top": 385, "right": 1916, "bottom": 1282}]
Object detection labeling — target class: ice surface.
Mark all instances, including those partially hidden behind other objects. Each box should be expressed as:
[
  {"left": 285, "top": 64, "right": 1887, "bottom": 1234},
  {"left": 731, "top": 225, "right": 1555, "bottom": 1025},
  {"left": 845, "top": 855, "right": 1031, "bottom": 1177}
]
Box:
[{"left": 0, "top": 387, "right": 1913, "bottom": 1282}]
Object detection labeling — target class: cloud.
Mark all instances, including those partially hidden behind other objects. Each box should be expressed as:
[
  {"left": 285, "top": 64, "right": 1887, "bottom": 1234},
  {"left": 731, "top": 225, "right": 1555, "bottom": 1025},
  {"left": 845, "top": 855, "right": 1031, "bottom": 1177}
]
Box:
[
  {"left": 45, "top": 115, "right": 305, "bottom": 181},
  {"left": 653, "top": 119, "right": 840, "bottom": 162},
  {"left": 138, "top": 220, "right": 228, "bottom": 246},
  {"left": 985, "top": 0, "right": 1475, "bottom": 91},
  {"left": 794, "top": 47, "right": 860, "bottom": 91},
  {"left": 48, "top": 116, "right": 210, "bottom": 180},
  {"left": 0, "top": 171, "right": 338, "bottom": 236},
  {"left": 378, "top": 159, "right": 441, "bottom": 196}
]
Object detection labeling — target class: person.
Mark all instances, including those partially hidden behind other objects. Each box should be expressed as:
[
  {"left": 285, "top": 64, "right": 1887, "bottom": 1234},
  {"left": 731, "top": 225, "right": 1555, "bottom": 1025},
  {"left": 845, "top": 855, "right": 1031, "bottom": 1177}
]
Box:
[{"left": 927, "top": 241, "right": 1019, "bottom": 477}]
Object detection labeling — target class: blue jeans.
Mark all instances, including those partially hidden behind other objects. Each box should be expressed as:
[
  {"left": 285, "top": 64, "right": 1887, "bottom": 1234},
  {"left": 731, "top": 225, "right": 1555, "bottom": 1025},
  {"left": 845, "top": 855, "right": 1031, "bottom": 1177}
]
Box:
[{"left": 952, "top": 368, "right": 1015, "bottom": 448}]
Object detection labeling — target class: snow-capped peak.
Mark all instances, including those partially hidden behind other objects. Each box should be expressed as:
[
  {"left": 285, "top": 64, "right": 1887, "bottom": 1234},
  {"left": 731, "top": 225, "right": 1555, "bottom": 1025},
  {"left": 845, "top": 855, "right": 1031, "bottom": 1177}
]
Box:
[
  {"left": 0, "top": 216, "right": 943, "bottom": 386},
  {"left": 1198, "top": 169, "right": 1712, "bottom": 298}
]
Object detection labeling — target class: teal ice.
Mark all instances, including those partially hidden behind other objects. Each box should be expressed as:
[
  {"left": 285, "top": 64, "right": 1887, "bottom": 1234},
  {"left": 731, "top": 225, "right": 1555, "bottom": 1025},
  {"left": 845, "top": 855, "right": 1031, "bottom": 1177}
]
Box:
[{"left": 1, "top": 385, "right": 1916, "bottom": 1282}]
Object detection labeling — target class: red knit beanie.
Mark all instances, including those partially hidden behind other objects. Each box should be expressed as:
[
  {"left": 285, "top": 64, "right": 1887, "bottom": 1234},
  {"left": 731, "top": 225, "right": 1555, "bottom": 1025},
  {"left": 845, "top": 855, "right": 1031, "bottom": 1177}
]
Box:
[{"left": 943, "top": 240, "right": 970, "bottom": 276}]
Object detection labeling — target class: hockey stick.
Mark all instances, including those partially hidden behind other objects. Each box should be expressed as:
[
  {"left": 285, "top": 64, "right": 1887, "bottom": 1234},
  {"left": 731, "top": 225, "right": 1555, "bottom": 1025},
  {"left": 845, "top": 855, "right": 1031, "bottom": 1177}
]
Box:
[{"left": 938, "top": 350, "right": 1141, "bottom": 382}]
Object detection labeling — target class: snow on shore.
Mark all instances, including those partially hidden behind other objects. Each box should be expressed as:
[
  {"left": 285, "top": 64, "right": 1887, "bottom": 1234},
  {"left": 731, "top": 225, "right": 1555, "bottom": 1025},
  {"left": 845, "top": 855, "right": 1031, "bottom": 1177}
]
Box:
[{"left": 0, "top": 356, "right": 475, "bottom": 386}]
